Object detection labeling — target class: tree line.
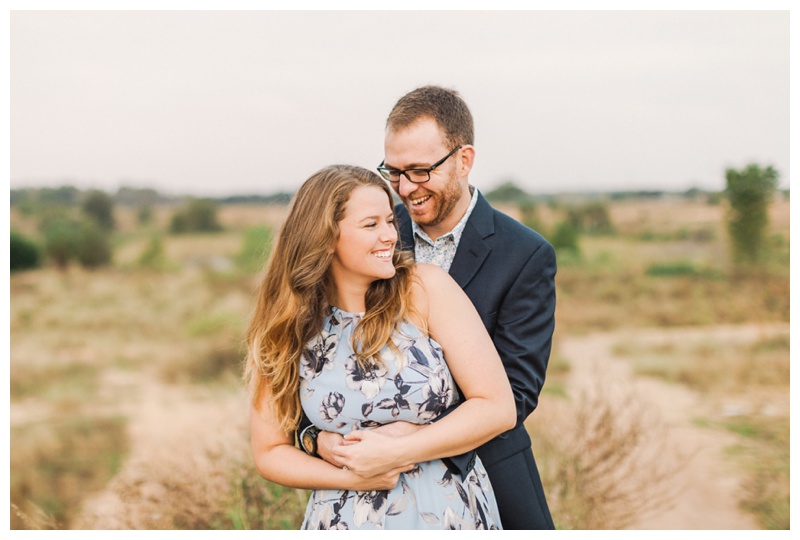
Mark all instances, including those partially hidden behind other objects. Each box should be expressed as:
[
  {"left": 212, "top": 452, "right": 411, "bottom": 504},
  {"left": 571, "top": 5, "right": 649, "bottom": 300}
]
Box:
[{"left": 10, "top": 163, "right": 785, "bottom": 272}]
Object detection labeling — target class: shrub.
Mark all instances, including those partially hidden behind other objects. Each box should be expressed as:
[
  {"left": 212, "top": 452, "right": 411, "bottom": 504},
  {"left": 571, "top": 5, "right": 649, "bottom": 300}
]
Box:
[
  {"left": 550, "top": 221, "right": 580, "bottom": 255},
  {"left": 74, "top": 221, "right": 113, "bottom": 268},
  {"left": 171, "top": 198, "right": 223, "bottom": 233},
  {"left": 725, "top": 163, "right": 778, "bottom": 264},
  {"left": 42, "top": 217, "right": 113, "bottom": 270},
  {"left": 10, "top": 230, "right": 42, "bottom": 271},
  {"left": 137, "top": 234, "right": 169, "bottom": 270},
  {"left": 81, "top": 190, "right": 115, "bottom": 230},
  {"left": 43, "top": 217, "right": 83, "bottom": 270},
  {"left": 566, "top": 201, "right": 615, "bottom": 235}
]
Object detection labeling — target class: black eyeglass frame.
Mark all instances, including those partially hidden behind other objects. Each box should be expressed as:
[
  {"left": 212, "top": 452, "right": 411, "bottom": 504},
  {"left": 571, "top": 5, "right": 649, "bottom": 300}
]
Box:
[{"left": 377, "top": 145, "right": 463, "bottom": 184}]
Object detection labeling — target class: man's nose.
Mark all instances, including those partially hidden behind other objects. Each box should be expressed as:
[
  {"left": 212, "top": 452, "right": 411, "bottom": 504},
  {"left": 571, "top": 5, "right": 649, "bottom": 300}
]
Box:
[{"left": 396, "top": 174, "right": 419, "bottom": 198}]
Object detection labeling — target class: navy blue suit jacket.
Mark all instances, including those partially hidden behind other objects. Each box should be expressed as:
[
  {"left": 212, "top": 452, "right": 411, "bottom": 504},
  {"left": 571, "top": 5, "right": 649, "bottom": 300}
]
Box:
[{"left": 396, "top": 191, "right": 557, "bottom": 470}]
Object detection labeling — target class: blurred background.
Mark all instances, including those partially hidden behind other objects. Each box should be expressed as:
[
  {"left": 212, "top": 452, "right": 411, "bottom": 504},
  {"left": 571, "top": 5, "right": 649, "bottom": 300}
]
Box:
[{"left": 8, "top": 7, "right": 791, "bottom": 530}]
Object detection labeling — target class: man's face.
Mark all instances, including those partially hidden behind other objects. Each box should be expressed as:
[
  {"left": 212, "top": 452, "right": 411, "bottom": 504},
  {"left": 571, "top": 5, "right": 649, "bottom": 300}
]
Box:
[{"left": 383, "top": 118, "right": 466, "bottom": 230}]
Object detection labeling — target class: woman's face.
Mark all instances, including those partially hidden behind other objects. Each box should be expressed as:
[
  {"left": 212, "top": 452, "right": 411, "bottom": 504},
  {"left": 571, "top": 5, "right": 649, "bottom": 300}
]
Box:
[{"left": 329, "top": 185, "right": 398, "bottom": 290}]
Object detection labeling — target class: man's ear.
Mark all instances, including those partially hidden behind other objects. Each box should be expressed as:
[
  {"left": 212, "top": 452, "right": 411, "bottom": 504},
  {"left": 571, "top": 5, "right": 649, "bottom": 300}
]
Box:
[{"left": 457, "top": 145, "right": 476, "bottom": 178}]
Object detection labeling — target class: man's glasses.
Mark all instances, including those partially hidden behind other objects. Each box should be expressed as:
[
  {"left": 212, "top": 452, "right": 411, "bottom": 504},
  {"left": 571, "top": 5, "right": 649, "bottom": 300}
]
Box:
[{"left": 377, "top": 146, "right": 462, "bottom": 184}]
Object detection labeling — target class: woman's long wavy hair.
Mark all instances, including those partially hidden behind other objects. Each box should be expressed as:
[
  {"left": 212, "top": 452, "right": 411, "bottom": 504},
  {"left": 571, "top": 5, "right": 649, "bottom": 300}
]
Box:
[{"left": 244, "top": 164, "right": 417, "bottom": 434}]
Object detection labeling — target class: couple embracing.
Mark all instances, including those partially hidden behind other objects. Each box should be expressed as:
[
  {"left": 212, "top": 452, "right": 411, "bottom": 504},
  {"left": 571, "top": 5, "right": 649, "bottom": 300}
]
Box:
[{"left": 245, "top": 85, "right": 557, "bottom": 530}]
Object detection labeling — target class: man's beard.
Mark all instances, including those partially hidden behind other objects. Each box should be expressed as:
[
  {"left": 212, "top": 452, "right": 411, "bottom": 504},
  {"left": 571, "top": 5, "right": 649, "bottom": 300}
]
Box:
[{"left": 405, "top": 168, "right": 463, "bottom": 228}]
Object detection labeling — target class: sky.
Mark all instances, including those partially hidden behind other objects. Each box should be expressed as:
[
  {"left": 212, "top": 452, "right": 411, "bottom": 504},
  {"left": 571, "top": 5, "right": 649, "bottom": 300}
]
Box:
[{"left": 8, "top": 5, "right": 793, "bottom": 197}]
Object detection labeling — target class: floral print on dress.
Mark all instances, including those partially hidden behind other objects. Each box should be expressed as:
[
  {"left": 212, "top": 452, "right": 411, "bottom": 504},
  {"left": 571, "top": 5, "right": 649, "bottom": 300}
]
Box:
[{"left": 299, "top": 307, "right": 502, "bottom": 530}]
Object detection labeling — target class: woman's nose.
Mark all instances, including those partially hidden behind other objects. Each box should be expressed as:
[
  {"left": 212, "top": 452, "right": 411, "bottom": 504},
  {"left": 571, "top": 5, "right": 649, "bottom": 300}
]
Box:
[{"left": 381, "top": 223, "right": 398, "bottom": 243}]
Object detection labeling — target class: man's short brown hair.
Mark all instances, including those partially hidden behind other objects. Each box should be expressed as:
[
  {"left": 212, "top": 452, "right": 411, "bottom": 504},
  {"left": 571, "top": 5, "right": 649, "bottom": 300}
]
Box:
[{"left": 386, "top": 85, "right": 474, "bottom": 149}]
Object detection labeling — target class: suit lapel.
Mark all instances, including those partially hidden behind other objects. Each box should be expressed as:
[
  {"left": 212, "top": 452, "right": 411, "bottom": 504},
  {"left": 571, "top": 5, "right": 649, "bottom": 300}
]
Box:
[
  {"left": 449, "top": 193, "right": 494, "bottom": 288},
  {"left": 396, "top": 203, "right": 415, "bottom": 253}
]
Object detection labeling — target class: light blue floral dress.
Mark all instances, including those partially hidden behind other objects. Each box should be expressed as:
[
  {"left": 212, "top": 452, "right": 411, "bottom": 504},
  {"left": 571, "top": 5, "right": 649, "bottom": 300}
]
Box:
[{"left": 299, "top": 307, "right": 502, "bottom": 530}]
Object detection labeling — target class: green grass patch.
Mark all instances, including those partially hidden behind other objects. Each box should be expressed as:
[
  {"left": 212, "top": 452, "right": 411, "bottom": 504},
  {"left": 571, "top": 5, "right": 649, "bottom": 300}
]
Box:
[
  {"left": 219, "top": 468, "right": 309, "bottom": 529},
  {"left": 723, "top": 416, "right": 789, "bottom": 530},
  {"left": 645, "top": 261, "right": 723, "bottom": 278}
]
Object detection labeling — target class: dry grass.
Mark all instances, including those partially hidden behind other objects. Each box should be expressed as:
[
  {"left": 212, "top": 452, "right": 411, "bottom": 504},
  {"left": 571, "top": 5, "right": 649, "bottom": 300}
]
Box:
[
  {"left": 528, "top": 380, "right": 682, "bottom": 530},
  {"left": 9, "top": 197, "right": 789, "bottom": 529}
]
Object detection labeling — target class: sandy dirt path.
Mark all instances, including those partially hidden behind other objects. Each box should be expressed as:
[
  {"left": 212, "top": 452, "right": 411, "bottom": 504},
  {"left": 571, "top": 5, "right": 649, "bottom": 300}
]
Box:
[
  {"left": 70, "top": 323, "right": 787, "bottom": 530},
  {"left": 554, "top": 323, "right": 789, "bottom": 529}
]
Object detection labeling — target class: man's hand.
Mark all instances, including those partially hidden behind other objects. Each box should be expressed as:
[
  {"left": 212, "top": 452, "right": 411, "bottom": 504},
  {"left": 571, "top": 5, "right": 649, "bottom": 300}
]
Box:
[
  {"left": 347, "top": 463, "right": 416, "bottom": 491},
  {"left": 316, "top": 430, "right": 346, "bottom": 468}
]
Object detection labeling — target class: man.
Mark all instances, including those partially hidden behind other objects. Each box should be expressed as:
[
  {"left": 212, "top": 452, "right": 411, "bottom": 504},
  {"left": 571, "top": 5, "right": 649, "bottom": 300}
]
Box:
[{"left": 302, "top": 85, "right": 557, "bottom": 529}]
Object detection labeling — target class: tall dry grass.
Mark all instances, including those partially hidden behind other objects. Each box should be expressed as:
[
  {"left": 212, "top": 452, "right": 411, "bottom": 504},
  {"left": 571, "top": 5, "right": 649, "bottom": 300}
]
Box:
[
  {"left": 530, "top": 388, "right": 682, "bottom": 530},
  {"left": 9, "top": 198, "right": 789, "bottom": 529}
]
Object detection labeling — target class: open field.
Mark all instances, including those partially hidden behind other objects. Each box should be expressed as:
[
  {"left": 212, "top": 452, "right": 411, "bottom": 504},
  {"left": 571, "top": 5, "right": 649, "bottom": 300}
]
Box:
[{"left": 9, "top": 196, "right": 790, "bottom": 529}]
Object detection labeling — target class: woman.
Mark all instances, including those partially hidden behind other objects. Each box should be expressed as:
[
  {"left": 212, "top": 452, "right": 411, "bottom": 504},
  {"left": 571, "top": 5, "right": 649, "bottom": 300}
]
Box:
[{"left": 245, "top": 165, "right": 515, "bottom": 529}]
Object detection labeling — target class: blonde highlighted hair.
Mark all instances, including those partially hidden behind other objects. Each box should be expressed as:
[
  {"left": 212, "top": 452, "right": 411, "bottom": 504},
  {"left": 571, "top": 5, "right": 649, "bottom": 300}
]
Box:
[{"left": 244, "top": 164, "right": 417, "bottom": 434}]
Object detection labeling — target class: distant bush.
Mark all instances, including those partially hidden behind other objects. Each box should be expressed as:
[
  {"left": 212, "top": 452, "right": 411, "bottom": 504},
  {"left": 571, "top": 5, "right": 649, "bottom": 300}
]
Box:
[
  {"left": 550, "top": 221, "right": 581, "bottom": 255},
  {"left": 137, "top": 205, "right": 154, "bottom": 225},
  {"left": 42, "top": 217, "right": 113, "bottom": 270},
  {"left": 81, "top": 190, "right": 115, "bottom": 230},
  {"left": 10, "top": 230, "right": 42, "bottom": 271},
  {"left": 171, "top": 198, "right": 223, "bottom": 233},
  {"left": 485, "top": 180, "right": 532, "bottom": 203},
  {"left": 725, "top": 163, "right": 778, "bottom": 264},
  {"left": 566, "top": 202, "right": 615, "bottom": 235},
  {"left": 137, "top": 234, "right": 169, "bottom": 270},
  {"left": 43, "top": 218, "right": 82, "bottom": 270},
  {"left": 75, "top": 221, "right": 113, "bottom": 268},
  {"left": 518, "top": 201, "right": 546, "bottom": 235}
]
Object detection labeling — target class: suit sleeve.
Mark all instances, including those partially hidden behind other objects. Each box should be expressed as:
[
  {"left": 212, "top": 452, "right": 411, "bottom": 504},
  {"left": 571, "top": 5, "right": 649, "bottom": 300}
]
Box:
[{"left": 494, "top": 240, "right": 557, "bottom": 425}]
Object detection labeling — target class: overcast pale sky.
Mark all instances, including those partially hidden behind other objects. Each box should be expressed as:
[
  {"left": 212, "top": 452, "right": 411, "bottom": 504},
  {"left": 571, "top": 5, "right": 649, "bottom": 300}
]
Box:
[{"left": 9, "top": 8, "right": 791, "bottom": 197}]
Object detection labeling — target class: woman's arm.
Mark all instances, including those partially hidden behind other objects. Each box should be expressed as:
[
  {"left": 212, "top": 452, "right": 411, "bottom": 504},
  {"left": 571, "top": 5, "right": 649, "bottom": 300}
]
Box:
[
  {"left": 331, "top": 264, "right": 516, "bottom": 478},
  {"left": 249, "top": 390, "right": 411, "bottom": 491}
]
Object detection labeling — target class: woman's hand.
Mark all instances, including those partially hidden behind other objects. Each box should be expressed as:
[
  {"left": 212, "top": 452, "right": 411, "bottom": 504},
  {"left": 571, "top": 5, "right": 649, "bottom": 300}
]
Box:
[{"left": 333, "top": 429, "right": 413, "bottom": 478}]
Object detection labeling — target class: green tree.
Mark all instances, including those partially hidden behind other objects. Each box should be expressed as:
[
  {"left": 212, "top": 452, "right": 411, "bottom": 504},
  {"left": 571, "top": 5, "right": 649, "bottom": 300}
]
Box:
[
  {"left": 724, "top": 164, "right": 778, "bottom": 264},
  {"left": 82, "top": 190, "right": 116, "bottom": 230}
]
